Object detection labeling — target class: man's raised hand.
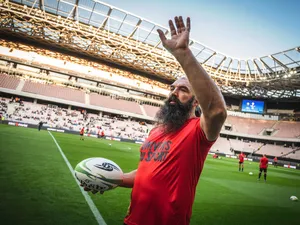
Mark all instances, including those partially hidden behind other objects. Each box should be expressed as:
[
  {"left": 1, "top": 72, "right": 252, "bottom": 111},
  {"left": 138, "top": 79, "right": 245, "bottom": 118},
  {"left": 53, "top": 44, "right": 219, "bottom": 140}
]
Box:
[{"left": 157, "top": 16, "right": 191, "bottom": 56}]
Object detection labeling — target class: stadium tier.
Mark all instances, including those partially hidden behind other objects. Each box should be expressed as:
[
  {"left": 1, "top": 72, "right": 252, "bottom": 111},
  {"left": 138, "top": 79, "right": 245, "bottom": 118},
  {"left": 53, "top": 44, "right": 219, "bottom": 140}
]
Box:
[
  {"left": 225, "top": 116, "right": 300, "bottom": 138},
  {"left": 89, "top": 93, "right": 143, "bottom": 115},
  {"left": 22, "top": 81, "right": 86, "bottom": 103},
  {"left": 211, "top": 137, "right": 295, "bottom": 157},
  {"left": 226, "top": 115, "right": 276, "bottom": 135},
  {"left": 0, "top": 73, "right": 20, "bottom": 90},
  {"left": 273, "top": 121, "right": 300, "bottom": 138},
  {"left": 1, "top": 92, "right": 300, "bottom": 160},
  {"left": 1, "top": 72, "right": 300, "bottom": 141},
  {"left": 0, "top": 97, "right": 151, "bottom": 141},
  {"left": 4, "top": 74, "right": 299, "bottom": 162}
]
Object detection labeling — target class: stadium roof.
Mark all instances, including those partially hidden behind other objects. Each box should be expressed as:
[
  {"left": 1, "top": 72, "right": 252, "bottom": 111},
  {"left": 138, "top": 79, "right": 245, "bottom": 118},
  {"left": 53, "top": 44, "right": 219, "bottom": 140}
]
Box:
[{"left": 0, "top": 0, "right": 300, "bottom": 99}]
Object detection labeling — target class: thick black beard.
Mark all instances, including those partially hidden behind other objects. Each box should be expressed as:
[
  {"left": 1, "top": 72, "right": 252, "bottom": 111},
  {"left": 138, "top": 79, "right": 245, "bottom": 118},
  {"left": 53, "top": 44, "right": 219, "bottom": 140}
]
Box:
[{"left": 155, "top": 96, "right": 195, "bottom": 134}]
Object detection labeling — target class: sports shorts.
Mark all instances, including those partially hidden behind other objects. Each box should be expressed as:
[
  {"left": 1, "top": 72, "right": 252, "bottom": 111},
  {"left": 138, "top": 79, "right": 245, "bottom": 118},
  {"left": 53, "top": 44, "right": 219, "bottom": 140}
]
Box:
[{"left": 259, "top": 168, "right": 267, "bottom": 173}]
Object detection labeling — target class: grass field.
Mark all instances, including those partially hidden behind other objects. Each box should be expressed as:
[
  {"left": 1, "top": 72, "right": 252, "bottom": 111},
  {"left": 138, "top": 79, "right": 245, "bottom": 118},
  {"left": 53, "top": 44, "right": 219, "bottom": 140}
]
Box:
[{"left": 0, "top": 124, "right": 299, "bottom": 225}]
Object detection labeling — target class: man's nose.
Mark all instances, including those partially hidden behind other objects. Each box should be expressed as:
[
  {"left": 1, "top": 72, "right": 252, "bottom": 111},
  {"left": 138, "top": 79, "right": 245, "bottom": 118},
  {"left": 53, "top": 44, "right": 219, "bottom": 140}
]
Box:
[{"left": 171, "top": 87, "right": 179, "bottom": 96}]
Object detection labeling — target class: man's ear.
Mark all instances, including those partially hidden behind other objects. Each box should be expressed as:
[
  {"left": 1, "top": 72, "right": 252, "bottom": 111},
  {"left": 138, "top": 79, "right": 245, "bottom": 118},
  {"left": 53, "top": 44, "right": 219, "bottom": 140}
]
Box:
[
  {"left": 195, "top": 105, "right": 202, "bottom": 117},
  {"left": 193, "top": 98, "right": 199, "bottom": 107}
]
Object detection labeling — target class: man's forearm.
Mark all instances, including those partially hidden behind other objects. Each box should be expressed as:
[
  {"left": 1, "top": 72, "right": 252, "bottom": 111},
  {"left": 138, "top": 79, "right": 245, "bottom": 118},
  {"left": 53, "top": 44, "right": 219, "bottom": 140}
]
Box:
[
  {"left": 173, "top": 48, "right": 226, "bottom": 115},
  {"left": 119, "top": 169, "right": 137, "bottom": 188}
]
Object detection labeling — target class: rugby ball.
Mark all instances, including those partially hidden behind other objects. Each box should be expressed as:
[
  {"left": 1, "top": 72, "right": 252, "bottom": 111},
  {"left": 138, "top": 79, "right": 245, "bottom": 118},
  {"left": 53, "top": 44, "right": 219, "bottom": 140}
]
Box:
[
  {"left": 74, "top": 157, "right": 123, "bottom": 192},
  {"left": 249, "top": 172, "right": 253, "bottom": 175},
  {"left": 290, "top": 196, "right": 298, "bottom": 201}
]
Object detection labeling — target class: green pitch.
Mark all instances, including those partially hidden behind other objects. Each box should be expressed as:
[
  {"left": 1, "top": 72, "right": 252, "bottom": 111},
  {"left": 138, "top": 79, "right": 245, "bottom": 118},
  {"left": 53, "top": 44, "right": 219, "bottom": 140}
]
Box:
[{"left": 0, "top": 124, "right": 299, "bottom": 225}]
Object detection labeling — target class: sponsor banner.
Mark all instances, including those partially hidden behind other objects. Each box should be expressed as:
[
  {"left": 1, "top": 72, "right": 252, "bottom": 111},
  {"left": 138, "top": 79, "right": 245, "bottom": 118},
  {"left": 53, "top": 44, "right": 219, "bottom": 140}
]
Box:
[
  {"left": 284, "top": 164, "right": 296, "bottom": 169},
  {"left": 225, "top": 155, "right": 237, "bottom": 158},
  {"left": 105, "top": 137, "right": 121, "bottom": 141},
  {"left": 84, "top": 134, "right": 98, "bottom": 138},
  {"left": 17, "top": 123, "right": 28, "bottom": 128},
  {"left": 135, "top": 141, "right": 143, "bottom": 144},
  {"left": 8, "top": 122, "right": 28, "bottom": 127},
  {"left": 245, "top": 158, "right": 253, "bottom": 161},
  {"left": 47, "top": 128, "right": 65, "bottom": 133},
  {"left": 268, "top": 162, "right": 273, "bottom": 165}
]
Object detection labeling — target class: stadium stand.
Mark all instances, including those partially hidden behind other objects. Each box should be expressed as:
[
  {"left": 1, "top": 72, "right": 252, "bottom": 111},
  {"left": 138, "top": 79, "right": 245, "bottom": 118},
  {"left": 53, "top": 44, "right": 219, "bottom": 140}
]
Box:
[
  {"left": 22, "top": 81, "right": 85, "bottom": 103},
  {"left": 89, "top": 93, "right": 143, "bottom": 115},
  {"left": 273, "top": 121, "right": 300, "bottom": 138},
  {"left": 226, "top": 115, "right": 276, "bottom": 135},
  {"left": 0, "top": 97, "right": 8, "bottom": 116},
  {"left": 142, "top": 104, "right": 160, "bottom": 118},
  {"left": 229, "top": 139, "right": 264, "bottom": 153},
  {"left": 0, "top": 97, "right": 151, "bottom": 141},
  {"left": 0, "top": 73, "right": 20, "bottom": 90},
  {"left": 255, "top": 144, "right": 292, "bottom": 157},
  {"left": 284, "top": 149, "right": 300, "bottom": 160},
  {"left": 210, "top": 137, "right": 232, "bottom": 155},
  {"left": 1, "top": 79, "right": 300, "bottom": 159}
]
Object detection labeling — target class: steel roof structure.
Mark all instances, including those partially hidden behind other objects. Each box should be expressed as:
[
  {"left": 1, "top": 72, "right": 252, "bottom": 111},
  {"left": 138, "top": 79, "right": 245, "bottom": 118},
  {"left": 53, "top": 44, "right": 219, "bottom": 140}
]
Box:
[{"left": 0, "top": 0, "right": 300, "bottom": 99}]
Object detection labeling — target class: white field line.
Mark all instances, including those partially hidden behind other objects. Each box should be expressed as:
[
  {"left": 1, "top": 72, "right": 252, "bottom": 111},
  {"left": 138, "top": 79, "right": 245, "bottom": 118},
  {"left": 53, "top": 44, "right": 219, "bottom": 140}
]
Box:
[{"left": 48, "top": 131, "right": 107, "bottom": 225}]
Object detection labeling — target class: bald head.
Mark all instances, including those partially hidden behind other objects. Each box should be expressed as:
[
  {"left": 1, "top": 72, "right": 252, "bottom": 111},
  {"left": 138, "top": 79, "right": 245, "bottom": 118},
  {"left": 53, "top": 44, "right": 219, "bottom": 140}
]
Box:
[{"left": 171, "top": 76, "right": 195, "bottom": 96}]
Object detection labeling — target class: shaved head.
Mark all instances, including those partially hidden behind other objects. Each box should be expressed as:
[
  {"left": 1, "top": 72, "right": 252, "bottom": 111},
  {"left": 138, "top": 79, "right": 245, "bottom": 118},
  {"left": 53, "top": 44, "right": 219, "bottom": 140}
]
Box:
[{"left": 172, "top": 77, "right": 193, "bottom": 92}]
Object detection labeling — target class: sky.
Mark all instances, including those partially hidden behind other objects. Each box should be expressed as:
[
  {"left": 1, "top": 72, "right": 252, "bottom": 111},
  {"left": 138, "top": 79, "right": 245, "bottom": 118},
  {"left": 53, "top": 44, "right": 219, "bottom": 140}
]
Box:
[{"left": 98, "top": 0, "right": 300, "bottom": 59}]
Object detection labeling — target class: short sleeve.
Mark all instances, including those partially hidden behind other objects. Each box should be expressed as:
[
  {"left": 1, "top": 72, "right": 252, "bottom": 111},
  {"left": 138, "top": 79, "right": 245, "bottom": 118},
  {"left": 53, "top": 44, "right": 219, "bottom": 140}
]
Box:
[
  {"left": 148, "top": 127, "right": 157, "bottom": 137},
  {"left": 195, "top": 118, "right": 216, "bottom": 149}
]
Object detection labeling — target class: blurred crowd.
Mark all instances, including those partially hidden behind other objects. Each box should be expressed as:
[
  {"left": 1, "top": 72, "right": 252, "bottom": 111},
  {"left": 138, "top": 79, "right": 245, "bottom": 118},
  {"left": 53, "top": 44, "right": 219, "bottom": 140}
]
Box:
[{"left": 0, "top": 97, "right": 153, "bottom": 141}]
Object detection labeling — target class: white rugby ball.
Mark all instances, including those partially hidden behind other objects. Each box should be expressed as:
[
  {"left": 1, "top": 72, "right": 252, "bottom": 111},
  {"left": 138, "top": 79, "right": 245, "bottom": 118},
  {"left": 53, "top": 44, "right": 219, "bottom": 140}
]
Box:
[
  {"left": 290, "top": 196, "right": 298, "bottom": 201},
  {"left": 249, "top": 172, "right": 253, "bottom": 175},
  {"left": 74, "top": 157, "right": 123, "bottom": 192}
]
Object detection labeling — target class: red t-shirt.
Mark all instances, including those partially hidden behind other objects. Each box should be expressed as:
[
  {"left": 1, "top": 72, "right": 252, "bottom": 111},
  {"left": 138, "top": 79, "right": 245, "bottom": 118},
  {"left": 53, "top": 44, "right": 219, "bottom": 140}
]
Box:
[
  {"left": 274, "top": 157, "right": 277, "bottom": 162},
  {"left": 239, "top": 154, "right": 244, "bottom": 162},
  {"left": 260, "top": 157, "right": 268, "bottom": 169},
  {"left": 124, "top": 117, "right": 215, "bottom": 225},
  {"left": 80, "top": 128, "right": 84, "bottom": 134}
]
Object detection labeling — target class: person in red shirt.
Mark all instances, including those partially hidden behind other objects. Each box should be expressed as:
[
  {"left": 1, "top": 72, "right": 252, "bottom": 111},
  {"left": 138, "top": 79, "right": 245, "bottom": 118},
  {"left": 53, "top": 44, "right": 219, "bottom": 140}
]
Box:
[
  {"left": 82, "top": 16, "right": 227, "bottom": 225},
  {"left": 97, "top": 130, "right": 105, "bottom": 139},
  {"left": 238, "top": 152, "right": 245, "bottom": 172},
  {"left": 213, "top": 153, "right": 218, "bottom": 159},
  {"left": 79, "top": 127, "right": 84, "bottom": 140},
  {"left": 258, "top": 154, "right": 269, "bottom": 182},
  {"left": 273, "top": 156, "right": 278, "bottom": 168},
  {"left": 101, "top": 131, "right": 105, "bottom": 138}
]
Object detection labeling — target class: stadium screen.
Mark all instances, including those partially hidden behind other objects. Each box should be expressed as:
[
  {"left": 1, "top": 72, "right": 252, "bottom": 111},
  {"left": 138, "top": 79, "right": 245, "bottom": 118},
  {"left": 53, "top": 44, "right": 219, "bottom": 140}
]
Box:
[{"left": 241, "top": 99, "right": 265, "bottom": 114}]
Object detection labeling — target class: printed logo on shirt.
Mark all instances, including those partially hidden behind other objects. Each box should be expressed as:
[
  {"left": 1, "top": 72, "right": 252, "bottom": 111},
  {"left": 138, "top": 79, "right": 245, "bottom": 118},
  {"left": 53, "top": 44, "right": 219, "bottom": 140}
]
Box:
[{"left": 139, "top": 140, "right": 172, "bottom": 162}]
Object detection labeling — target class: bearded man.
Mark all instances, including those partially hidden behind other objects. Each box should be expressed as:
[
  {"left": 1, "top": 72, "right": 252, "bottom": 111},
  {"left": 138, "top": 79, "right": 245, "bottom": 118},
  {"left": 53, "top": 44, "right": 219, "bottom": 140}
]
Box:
[{"left": 83, "top": 16, "right": 227, "bottom": 225}]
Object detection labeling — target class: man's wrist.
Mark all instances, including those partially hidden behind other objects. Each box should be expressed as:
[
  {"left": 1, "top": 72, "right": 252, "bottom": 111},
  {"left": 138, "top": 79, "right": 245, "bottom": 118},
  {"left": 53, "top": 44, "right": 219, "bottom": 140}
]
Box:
[
  {"left": 172, "top": 47, "right": 192, "bottom": 59},
  {"left": 172, "top": 48, "right": 194, "bottom": 67},
  {"left": 118, "top": 174, "right": 125, "bottom": 187}
]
